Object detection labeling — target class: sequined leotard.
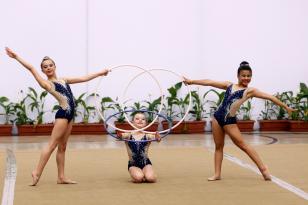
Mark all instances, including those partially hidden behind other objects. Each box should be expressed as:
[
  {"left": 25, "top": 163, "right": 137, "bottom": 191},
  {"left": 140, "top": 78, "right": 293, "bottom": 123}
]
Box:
[
  {"left": 122, "top": 133, "right": 155, "bottom": 169},
  {"left": 214, "top": 84, "right": 247, "bottom": 127},
  {"left": 47, "top": 79, "right": 76, "bottom": 122}
]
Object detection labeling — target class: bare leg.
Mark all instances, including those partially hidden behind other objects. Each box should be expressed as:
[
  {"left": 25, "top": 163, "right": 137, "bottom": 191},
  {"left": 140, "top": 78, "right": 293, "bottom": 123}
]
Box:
[
  {"left": 128, "top": 167, "right": 145, "bottom": 183},
  {"left": 224, "top": 124, "right": 271, "bottom": 181},
  {"left": 208, "top": 118, "right": 225, "bottom": 181},
  {"left": 31, "top": 119, "right": 68, "bottom": 186},
  {"left": 56, "top": 121, "right": 76, "bottom": 184},
  {"left": 143, "top": 165, "right": 156, "bottom": 183}
]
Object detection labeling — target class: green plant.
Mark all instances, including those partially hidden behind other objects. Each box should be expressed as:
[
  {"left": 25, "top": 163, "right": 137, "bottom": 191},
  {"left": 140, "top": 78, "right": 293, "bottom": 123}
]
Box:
[
  {"left": 12, "top": 90, "right": 34, "bottom": 125},
  {"left": 164, "top": 82, "right": 181, "bottom": 121},
  {"left": 175, "top": 94, "right": 190, "bottom": 119},
  {"left": 143, "top": 96, "right": 162, "bottom": 122},
  {"left": 130, "top": 101, "right": 146, "bottom": 117},
  {"left": 284, "top": 83, "right": 308, "bottom": 121},
  {"left": 189, "top": 90, "right": 207, "bottom": 121},
  {"left": 260, "top": 100, "right": 276, "bottom": 120},
  {"left": 274, "top": 91, "right": 293, "bottom": 120},
  {"left": 27, "top": 87, "right": 48, "bottom": 124},
  {"left": 204, "top": 89, "right": 225, "bottom": 117},
  {"left": 74, "top": 92, "right": 96, "bottom": 123},
  {"left": 238, "top": 100, "right": 252, "bottom": 120},
  {"left": 164, "top": 82, "right": 189, "bottom": 121},
  {"left": 296, "top": 83, "right": 308, "bottom": 121},
  {"left": 110, "top": 97, "right": 129, "bottom": 123},
  {"left": 0, "top": 96, "right": 15, "bottom": 124},
  {"left": 99, "top": 96, "right": 114, "bottom": 122},
  {"left": 281, "top": 91, "right": 299, "bottom": 120}
]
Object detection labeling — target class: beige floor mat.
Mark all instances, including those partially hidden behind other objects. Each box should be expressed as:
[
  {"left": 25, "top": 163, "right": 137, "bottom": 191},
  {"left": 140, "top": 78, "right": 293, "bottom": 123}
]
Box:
[{"left": 11, "top": 146, "right": 308, "bottom": 205}]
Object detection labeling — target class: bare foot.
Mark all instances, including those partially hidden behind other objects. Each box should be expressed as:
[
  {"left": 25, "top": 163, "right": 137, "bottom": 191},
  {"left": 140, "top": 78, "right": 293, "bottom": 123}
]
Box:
[
  {"left": 207, "top": 175, "right": 221, "bottom": 181},
  {"left": 30, "top": 171, "right": 40, "bottom": 186},
  {"left": 131, "top": 179, "right": 143, "bottom": 183},
  {"left": 261, "top": 166, "right": 271, "bottom": 181},
  {"left": 57, "top": 178, "right": 77, "bottom": 184}
]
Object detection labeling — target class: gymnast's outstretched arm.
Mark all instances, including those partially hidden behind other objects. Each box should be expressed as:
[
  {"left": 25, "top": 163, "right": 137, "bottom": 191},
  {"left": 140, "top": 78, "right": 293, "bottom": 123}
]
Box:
[
  {"left": 183, "top": 76, "right": 231, "bottom": 90},
  {"left": 65, "top": 69, "right": 110, "bottom": 84},
  {"left": 5, "top": 47, "right": 51, "bottom": 90},
  {"left": 248, "top": 88, "right": 296, "bottom": 117}
]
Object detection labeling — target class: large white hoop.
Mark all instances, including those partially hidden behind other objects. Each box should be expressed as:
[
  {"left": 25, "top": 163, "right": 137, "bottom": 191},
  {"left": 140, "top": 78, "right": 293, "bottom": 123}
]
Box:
[
  {"left": 94, "top": 65, "right": 164, "bottom": 133},
  {"left": 121, "top": 68, "right": 192, "bottom": 134}
]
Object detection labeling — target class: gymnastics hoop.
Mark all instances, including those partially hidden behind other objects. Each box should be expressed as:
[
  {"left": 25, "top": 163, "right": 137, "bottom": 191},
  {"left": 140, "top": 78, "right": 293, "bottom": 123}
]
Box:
[
  {"left": 94, "top": 65, "right": 164, "bottom": 133},
  {"left": 121, "top": 68, "right": 192, "bottom": 134},
  {"left": 104, "top": 109, "right": 172, "bottom": 142}
]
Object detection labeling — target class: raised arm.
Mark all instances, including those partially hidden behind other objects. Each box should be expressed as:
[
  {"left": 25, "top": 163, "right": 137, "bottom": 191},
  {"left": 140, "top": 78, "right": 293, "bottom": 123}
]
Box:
[
  {"left": 65, "top": 69, "right": 110, "bottom": 84},
  {"left": 5, "top": 47, "right": 51, "bottom": 90},
  {"left": 183, "top": 76, "right": 231, "bottom": 90},
  {"left": 249, "top": 88, "right": 296, "bottom": 117}
]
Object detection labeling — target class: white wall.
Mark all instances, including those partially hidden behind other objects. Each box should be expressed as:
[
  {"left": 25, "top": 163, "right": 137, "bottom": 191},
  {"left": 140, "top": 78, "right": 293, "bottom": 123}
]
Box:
[
  {"left": 87, "top": 0, "right": 202, "bottom": 100},
  {"left": 199, "top": 0, "right": 308, "bottom": 121},
  {"left": 0, "top": 0, "right": 88, "bottom": 122},
  {"left": 0, "top": 0, "right": 307, "bottom": 123}
]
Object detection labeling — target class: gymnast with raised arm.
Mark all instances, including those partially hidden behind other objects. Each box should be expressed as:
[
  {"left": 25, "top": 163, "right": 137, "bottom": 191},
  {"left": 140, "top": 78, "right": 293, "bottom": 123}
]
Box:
[
  {"left": 183, "top": 61, "right": 295, "bottom": 181},
  {"left": 6, "top": 47, "right": 109, "bottom": 186}
]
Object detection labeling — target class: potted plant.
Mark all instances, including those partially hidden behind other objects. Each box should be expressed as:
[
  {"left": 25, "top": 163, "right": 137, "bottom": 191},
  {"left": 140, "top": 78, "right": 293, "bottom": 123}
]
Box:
[
  {"left": 289, "top": 83, "right": 308, "bottom": 131},
  {"left": 94, "top": 95, "right": 116, "bottom": 134},
  {"left": 99, "top": 96, "right": 114, "bottom": 122},
  {"left": 12, "top": 87, "right": 54, "bottom": 136},
  {"left": 0, "top": 96, "right": 15, "bottom": 136},
  {"left": 259, "top": 92, "right": 291, "bottom": 131},
  {"left": 162, "top": 82, "right": 189, "bottom": 134},
  {"left": 101, "top": 97, "right": 142, "bottom": 134},
  {"left": 12, "top": 89, "right": 35, "bottom": 136},
  {"left": 237, "top": 100, "right": 255, "bottom": 132},
  {"left": 26, "top": 87, "right": 54, "bottom": 135},
  {"left": 186, "top": 90, "right": 207, "bottom": 133},
  {"left": 113, "top": 101, "right": 145, "bottom": 131},
  {"left": 71, "top": 93, "right": 107, "bottom": 135},
  {"left": 141, "top": 96, "right": 162, "bottom": 132}
]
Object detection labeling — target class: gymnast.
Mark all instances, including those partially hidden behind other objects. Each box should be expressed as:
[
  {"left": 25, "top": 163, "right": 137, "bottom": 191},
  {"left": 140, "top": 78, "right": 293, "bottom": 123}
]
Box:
[
  {"left": 6, "top": 47, "right": 109, "bottom": 185},
  {"left": 116, "top": 112, "right": 161, "bottom": 183},
  {"left": 183, "top": 61, "right": 296, "bottom": 181}
]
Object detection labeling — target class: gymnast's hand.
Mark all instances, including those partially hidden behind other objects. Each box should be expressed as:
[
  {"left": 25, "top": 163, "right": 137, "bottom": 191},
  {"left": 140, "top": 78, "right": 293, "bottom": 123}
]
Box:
[
  {"left": 286, "top": 107, "right": 297, "bottom": 119},
  {"left": 5, "top": 47, "right": 17, "bottom": 59},
  {"left": 155, "top": 131, "right": 161, "bottom": 142},
  {"left": 99, "top": 69, "right": 110, "bottom": 76},
  {"left": 182, "top": 76, "right": 193, "bottom": 85},
  {"left": 116, "top": 130, "right": 122, "bottom": 138}
]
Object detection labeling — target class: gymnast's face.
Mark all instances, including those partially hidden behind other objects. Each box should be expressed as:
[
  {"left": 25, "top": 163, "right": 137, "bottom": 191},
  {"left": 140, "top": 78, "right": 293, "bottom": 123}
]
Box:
[
  {"left": 41, "top": 60, "right": 56, "bottom": 77},
  {"left": 133, "top": 113, "right": 147, "bottom": 128},
  {"left": 238, "top": 70, "right": 252, "bottom": 87}
]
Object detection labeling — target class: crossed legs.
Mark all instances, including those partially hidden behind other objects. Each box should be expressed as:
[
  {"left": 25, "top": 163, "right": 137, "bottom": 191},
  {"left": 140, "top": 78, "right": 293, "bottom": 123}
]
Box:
[{"left": 31, "top": 119, "right": 76, "bottom": 186}]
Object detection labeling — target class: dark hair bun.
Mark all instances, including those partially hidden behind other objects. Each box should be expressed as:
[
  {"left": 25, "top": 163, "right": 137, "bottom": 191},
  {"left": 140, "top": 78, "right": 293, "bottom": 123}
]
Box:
[{"left": 240, "top": 61, "right": 249, "bottom": 66}]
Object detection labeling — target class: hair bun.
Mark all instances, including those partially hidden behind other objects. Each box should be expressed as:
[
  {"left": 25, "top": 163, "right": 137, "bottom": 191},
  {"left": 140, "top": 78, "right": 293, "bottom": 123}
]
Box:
[
  {"left": 240, "top": 61, "right": 249, "bottom": 66},
  {"left": 42, "top": 56, "right": 50, "bottom": 60}
]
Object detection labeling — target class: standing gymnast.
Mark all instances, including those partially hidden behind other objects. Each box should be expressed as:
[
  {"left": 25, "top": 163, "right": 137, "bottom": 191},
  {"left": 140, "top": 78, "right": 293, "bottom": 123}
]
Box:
[
  {"left": 5, "top": 47, "right": 109, "bottom": 186},
  {"left": 117, "top": 112, "right": 161, "bottom": 183},
  {"left": 183, "top": 61, "right": 295, "bottom": 181}
]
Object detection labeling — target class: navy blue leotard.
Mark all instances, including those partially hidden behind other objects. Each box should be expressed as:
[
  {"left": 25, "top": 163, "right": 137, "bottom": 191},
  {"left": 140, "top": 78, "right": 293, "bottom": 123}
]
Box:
[
  {"left": 47, "top": 79, "right": 76, "bottom": 122},
  {"left": 123, "top": 134, "right": 154, "bottom": 170},
  {"left": 214, "top": 84, "right": 246, "bottom": 127}
]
